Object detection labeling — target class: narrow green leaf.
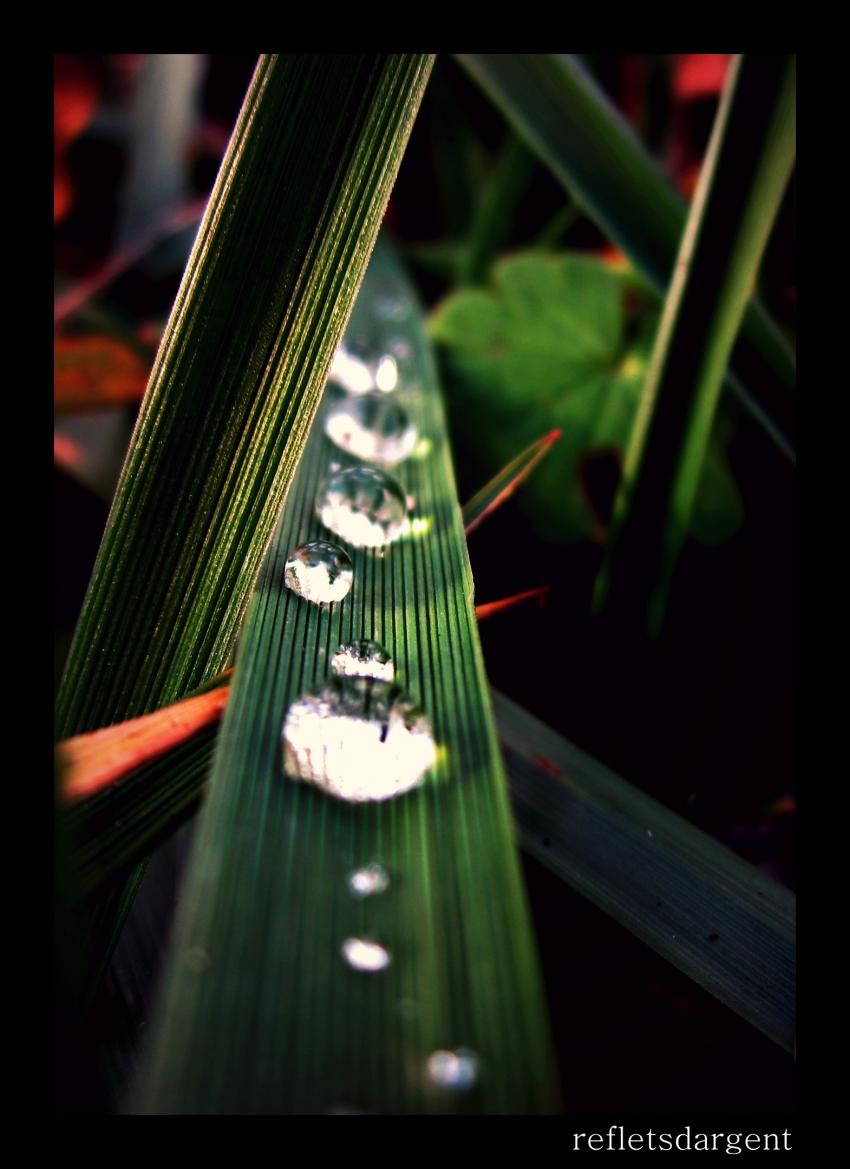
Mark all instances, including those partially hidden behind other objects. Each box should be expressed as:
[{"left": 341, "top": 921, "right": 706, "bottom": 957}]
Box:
[
  {"left": 495, "top": 688, "right": 795, "bottom": 1053},
  {"left": 69, "top": 675, "right": 796, "bottom": 1056},
  {"left": 462, "top": 428, "right": 561, "bottom": 536},
  {"left": 594, "top": 55, "right": 796, "bottom": 636},
  {"left": 459, "top": 129, "right": 537, "bottom": 285},
  {"left": 56, "top": 53, "right": 434, "bottom": 739},
  {"left": 134, "top": 242, "right": 560, "bottom": 1115},
  {"left": 55, "top": 53, "right": 434, "bottom": 1008},
  {"left": 456, "top": 53, "right": 796, "bottom": 458}
]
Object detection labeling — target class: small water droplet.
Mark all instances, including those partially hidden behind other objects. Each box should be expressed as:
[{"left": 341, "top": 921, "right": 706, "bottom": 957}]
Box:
[
  {"left": 341, "top": 936, "right": 391, "bottom": 972},
  {"left": 184, "top": 947, "right": 211, "bottom": 974},
  {"left": 329, "top": 340, "right": 398, "bottom": 395},
  {"left": 282, "top": 676, "right": 436, "bottom": 801},
  {"left": 348, "top": 862, "right": 390, "bottom": 897},
  {"left": 284, "top": 541, "right": 353, "bottom": 604},
  {"left": 316, "top": 466, "right": 407, "bottom": 549},
  {"left": 426, "top": 1048, "right": 480, "bottom": 1092},
  {"left": 325, "top": 393, "right": 418, "bottom": 466},
  {"left": 332, "top": 639, "right": 394, "bottom": 681}
]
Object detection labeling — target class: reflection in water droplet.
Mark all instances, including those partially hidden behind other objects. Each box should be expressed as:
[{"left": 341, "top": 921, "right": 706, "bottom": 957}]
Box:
[
  {"left": 316, "top": 466, "right": 407, "bottom": 549},
  {"left": 284, "top": 541, "right": 353, "bottom": 604},
  {"left": 282, "top": 676, "right": 435, "bottom": 802},
  {"left": 348, "top": 862, "right": 390, "bottom": 897},
  {"left": 426, "top": 1048, "right": 480, "bottom": 1092},
  {"left": 325, "top": 393, "right": 418, "bottom": 466},
  {"left": 341, "top": 937, "right": 392, "bottom": 972},
  {"left": 329, "top": 340, "right": 398, "bottom": 395},
  {"left": 332, "top": 639, "right": 394, "bottom": 681}
]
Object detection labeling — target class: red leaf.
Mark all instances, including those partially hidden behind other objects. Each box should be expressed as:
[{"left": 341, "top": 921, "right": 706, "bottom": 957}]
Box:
[
  {"left": 673, "top": 55, "right": 731, "bottom": 102},
  {"left": 54, "top": 334, "right": 151, "bottom": 414},
  {"left": 475, "top": 586, "right": 550, "bottom": 622}
]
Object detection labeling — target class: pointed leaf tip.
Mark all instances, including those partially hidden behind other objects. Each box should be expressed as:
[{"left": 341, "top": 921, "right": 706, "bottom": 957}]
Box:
[
  {"left": 463, "top": 429, "right": 563, "bottom": 536},
  {"left": 475, "top": 586, "right": 550, "bottom": 621}
]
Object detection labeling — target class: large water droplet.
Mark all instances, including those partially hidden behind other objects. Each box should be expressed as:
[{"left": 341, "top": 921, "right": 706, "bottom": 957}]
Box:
[
  {"left": 332, "top": 639, "right": 394, "bottom": 682},
  {"left": 348, "top": 862, "right": 390, "bottom": 897},
  {"left": 341, "top": 937, "right": 392, "bottom": 972},
  {"left": 329, "top": 340, "right": 398, "bottom": 395},
  {"left": 316, "top": 466, "right": 407, "bottom": 549},
  {"left": 282, "top": 675, "right": 435, "bottom": 802},
  {"left": 325, "top": 393, "right": 418, "bottom": 467},
  {"left": 426, "top": 1048, "right": 480, "bottom": 1092},
  {"left": 284, "top": 541, "right": 353, "bottom": 604}
]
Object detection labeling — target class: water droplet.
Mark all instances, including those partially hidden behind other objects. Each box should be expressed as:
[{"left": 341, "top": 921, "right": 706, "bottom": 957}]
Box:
[
  {"left": 332, "top": 639, "right": 394, "bottom": 681},
  {"left": 316, "top": 466, "right": 407, "bottom": 549},
  {"left": 325, "top": 393, "right": 418, "bottom": 466},
  {"left": 348, "top": 862, "right": 390, "bottom": 897},
  {"left": 329, "top": 340, "right": 398, "bottom": 395},
  {"left": 426, "top": 1048, "right": 480, "bottom": 1092},
  {"left": 282, "top": 676, "right": 436, "bottom": 802},
  {"left": 341, "top": 936, "right": 391, "bottom": 972},
  {"left": 284, "top": 541, "right": 353, "bottom": 604}
]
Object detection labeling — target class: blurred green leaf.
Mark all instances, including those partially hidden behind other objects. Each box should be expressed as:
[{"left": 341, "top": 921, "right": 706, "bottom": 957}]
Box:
[
  {"left": 430, "top": 252, "right": 742, "bottom": 544},
  {"left": 456, "top": 54, "right": 795, "bottom": 461}
]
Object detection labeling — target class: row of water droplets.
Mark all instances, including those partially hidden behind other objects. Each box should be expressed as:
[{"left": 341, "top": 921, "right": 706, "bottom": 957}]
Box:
[
  {"left": 281, "top": 290, "right": 435, "bottom": 804},
  {"left": 279, "top": 279, "right": 478, "bottom": 1100}
]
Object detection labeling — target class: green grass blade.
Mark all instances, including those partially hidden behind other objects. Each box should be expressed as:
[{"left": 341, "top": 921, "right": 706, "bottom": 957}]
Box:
[
  {"left": 594, "top": 55, "right": 796, "bottom": 636},
  {"left": 459, "top": 129, "right": 536, "bottom": 286},
  {"left": 456, "top": 53, "right": 795, "bottom": 457},
  {"left": 63, "top": 728, "right": 217, "bottom": 902},
  {"left": 134, "top": 241, "right": 560, "bottom": 1115},
  {"left": 70, "top": 674, "right": 795, "bottom": 1057},
  {"left": 462, "top": 428, "right": 561, "bottom": 535},
  {"left": 494, "top": 689, "right": 795, "bottom": 1053},
  {"left": 56, "top": 53, "right": 434, "bottom": 739}
]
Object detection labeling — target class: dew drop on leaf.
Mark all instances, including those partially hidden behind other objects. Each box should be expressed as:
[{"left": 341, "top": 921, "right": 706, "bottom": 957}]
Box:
[
  {"left": 284, "top": 540, "right": 353, "bottom": 604},
  {"left": 341, "top": 937, "right": 392, "bottom": 972},
  {"left": 332, "top": 639, "right": 394, "bottom": 681},
  {"left": 348, "top": 862, "right": 390, "bottom": 897},
  {"left": 316, "top": 466, "right": 407, "bottom": 549},
  {"left": 325, "top": 392, "right": 418, "bottom": 466},
  {"left": 282, "top": 676, "right": 435, "bottom": 802},
  {"left": 426, "top": 1048, "right": 480, "bottom": 1092}
]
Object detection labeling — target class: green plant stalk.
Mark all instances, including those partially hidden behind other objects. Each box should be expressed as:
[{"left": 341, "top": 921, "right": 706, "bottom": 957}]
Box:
[
  {"left": 594, "top": 55, "right": 795, "bottom": 636},
  {"left": 494, "top": 688, "right": 795, "bottom": 1052},
  {"left": 459, "top": 129, "right": 536, "bottom": 285},
  {"left": 56, "top": 53, "right": 434, "bottom": 740},
  {"left": 134, "top": 242, "right": 560, "bottom": 1115},
  {"left": 69, "top": 676, "right": 794, "bottom": 1052},
  {"left": 456, "top": 53, "right": 796, "bottom": 458},
  {"left": 54, "top": 54, "right": 434, "bottom": 1010}
]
